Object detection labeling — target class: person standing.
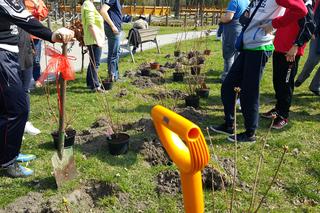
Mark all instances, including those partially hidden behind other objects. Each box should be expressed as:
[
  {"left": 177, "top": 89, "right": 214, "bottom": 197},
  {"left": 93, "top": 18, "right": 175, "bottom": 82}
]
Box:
[
  {"left": 81, "top": 0, "right": 105, "bottom": 92},
  {"left": 0, "top": 0, "right": 74, "bottom": 177},
  {"left": 24, "top": 0, "right": 48, "bottom": 83},
  {"left": 210, "top": 0, "right": 307, "bottom": 143},
  {"left": 100, "top": 0, "right": 122, "bottom": 81},
  {"left": 262, "top": 0, "right": 314, "bottom": 129},
  {"left": 219, "top": 0, "right": 249, "bottom": 82},
  {"left": 295, "top": 0, "right": 320, "bottom": 96},
  {"left": 18, "top": 27, "right": 42, "bottom": 137}
]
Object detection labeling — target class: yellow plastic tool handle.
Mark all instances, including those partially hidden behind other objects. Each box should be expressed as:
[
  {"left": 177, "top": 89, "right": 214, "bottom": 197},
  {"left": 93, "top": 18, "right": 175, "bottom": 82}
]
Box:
[
  {"left": 151, "top": 105, "right": 210, "bottom": 213},
  {"left": 151, "top": 105, "right": 209, "bottom": 173}
]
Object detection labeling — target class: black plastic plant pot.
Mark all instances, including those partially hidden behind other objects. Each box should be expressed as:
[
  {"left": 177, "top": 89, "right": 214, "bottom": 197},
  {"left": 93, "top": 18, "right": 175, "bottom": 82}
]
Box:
[
  {"left": 196, "top": 88, "right": 210, "bottom": 98},
  {"left": 52, "top": 129, "right": 77, "bottom": 150},
  {"left": 108, "top": 133, "right": 130, "bottom": 156},
  {"left": 174, "top": 50, "right": 181, "bottom": 57},
  {"left": 191, "top": 66, "right": 201, "bottom": 75},
  {"left": 185, "top": 95, "right": 200, "bottom": 108},
  {"left": 141, "top": 68, "right": 151, "bottom": 76},
  {"left": 102, "top": 80, "right": 113, "bottom": 90},
  {"left": 173, "top": 72, "right": 185, "bottom": 82}
]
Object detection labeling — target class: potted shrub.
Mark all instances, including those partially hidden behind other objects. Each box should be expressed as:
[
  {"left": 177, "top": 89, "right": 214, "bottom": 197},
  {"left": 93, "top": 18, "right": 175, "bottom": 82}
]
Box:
[
  {"left": 196, "top": 77, "right": 210, "bottom": 99},
  {"left": 185, "top": 75, "right": 200, "bottom": 108},
  {"left": 174, "top": 34, "right": 183, "bottom": 57},
  {"left": 52, "top": 127, "right": 77, "bottom": 149},
  {"left": 42, "top": 79, "right": 77, "bottom": 150},
  {"left": 99, "top": 94, "right": 130, "bottom": 156},
  {"left": 204, "top": 31, "right": 211, "bottom": 56},
  {"left": 191, "top": 65, "right": 201, "bottom": 75},
  {"left": 102, "top": 77, "right": 113, "bottom": 90},
  {"left": 173, "top": 63, "right": 185, "bottom": 82}
]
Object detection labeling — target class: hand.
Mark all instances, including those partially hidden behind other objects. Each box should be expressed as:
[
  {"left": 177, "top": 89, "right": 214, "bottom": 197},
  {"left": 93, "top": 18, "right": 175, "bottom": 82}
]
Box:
[
  {"left": 260, "top": 23, "right": 274, "bottom": 35},
  {"left": 52, "top": 28, "right": 75, "bottom": 43},
  {"left": 285, "top": 45, "right": 298, "bottom": 62},
  {"left": 112, "top": 27, "right": 119, "bottom": 35},
  {"left": 312, "top": 34, "right": 316, "bottom": 40},
  {"left": 31, "top": 0, "right": 39, "bottom": 9}
]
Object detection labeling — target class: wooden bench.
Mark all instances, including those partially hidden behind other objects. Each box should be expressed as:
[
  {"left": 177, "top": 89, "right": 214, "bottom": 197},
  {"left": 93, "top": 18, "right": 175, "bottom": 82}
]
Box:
[{"left": 121, "top": 27, "right": 160, "bottom": 63}]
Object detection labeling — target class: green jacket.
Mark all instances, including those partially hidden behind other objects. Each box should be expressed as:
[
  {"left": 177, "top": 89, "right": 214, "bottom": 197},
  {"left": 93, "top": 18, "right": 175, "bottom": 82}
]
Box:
[{"left": 81, "top": 0, "right": 105, "bottom": 46}]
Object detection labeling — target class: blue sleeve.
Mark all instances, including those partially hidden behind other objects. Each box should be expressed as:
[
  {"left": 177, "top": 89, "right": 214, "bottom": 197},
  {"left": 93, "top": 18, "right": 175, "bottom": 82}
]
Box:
[
  {"left": 226, "top": 0, "right": 238, "bottom": 12},
  {"left": 104, "top": 0, "right": 115, "bottom": 6}
]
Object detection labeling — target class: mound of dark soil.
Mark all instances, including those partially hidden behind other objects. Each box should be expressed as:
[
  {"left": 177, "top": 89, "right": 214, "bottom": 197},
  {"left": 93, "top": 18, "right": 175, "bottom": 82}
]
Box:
[
  {"left": 151, "top": 90, "right": 187, "bottom": 100},
  {"left": 132, "top": 77, "right": 155, "bottom": 88},
  {"left": 77, "top": 118, "right": 114, "bottom": 155},
  {"left": 140, "top": 139, "right": 172, "bottom": 166},
  {"left": 122, "top": 118, "right": 156, "bottom": 135},
  {"left": 202, "top": 166, "right": 231, "bottom": 190},
  {"left": 175, "top": 107, "right": 208, "bottom": 124},
  {"left": 156, "top": 170, "right": 181, "bottom": 195},
  {"left": 116, "top": 88, "right": 129, "bottom": 98},
  {"left": 0, "top": 181, "right": 128, "bottom": 213},
  {"left": 123, "top": 70, "right": 138, "bottom": 78}
]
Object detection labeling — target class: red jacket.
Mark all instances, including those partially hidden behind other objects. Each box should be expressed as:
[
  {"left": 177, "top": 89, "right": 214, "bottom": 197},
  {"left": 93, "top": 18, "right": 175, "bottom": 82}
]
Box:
[{"left": 273, "top": 0, "right": 308, "bottom": 56}]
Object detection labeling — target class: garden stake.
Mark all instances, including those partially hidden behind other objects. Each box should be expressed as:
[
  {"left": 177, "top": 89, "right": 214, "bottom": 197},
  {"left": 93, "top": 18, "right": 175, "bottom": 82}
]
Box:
[
  {"left": 151, "top": 105, "right": 210, "bottom": 213},
  {"left": 51, "top": 43, "right": 77, "bottom": 188}
]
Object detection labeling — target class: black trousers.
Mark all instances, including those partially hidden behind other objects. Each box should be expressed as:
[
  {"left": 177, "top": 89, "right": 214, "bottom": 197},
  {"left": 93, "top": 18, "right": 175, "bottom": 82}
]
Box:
[
  {"left": 273, "top": 52, "right": 300, "bottom": 118},
  {"left": 0, "top": 49, "right": 28, "bottom": 167},
  {"left": 221, "top": 50, "right": 271, "bottom": 132}
]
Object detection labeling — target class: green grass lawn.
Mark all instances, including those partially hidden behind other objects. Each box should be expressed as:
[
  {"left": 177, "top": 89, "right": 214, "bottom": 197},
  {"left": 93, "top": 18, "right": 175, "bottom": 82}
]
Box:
[{"left": 0, "top": 36, "right": 319, "bottom": 212}]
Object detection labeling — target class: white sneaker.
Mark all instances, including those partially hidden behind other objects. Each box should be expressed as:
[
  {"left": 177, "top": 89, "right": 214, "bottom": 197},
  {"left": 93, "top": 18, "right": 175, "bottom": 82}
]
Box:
[{"left": 24, "top": 121, "right": 41, "bottom": 136}]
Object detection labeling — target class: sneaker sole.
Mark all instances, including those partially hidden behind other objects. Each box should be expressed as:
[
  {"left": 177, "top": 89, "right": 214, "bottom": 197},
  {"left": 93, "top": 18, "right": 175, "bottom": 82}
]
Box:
[
  {"left": 209, "top": 126, "right": 233, "bottom": 136},
  {"left": 227, "top": 136, "right": 256, "bottom": 143},
  {"left": 271, "top": 123, "right": 288, "bottom": 130},
  {"left": 261, "top": 115, "right": 274, "bottom": 119}
]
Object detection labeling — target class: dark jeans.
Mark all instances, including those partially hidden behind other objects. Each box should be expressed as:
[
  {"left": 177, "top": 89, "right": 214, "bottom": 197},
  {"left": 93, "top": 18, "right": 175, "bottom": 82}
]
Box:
[
  {"left": 32, "top": 39, "right": 42, "bottom": 81},
  {"left": 221, "top": 50, "right": 271, "bottom": 132},
  {"left": 105, "top": 27, "right": 121, "bottom": 80},
  {"left": 273, "top": 52, "right": 300, "bottom": 118},
  {"left": 296, "top": 38, "right": 320, "bottom": 92},
  {"left": 0, "top": 50, "right": 28, "bottom": 167},
  {"left": 87, "top": 45, "right": 102, "bottom": 89},
  {"left": 221, "top": 19, "right": 242, "bottom": 81}
]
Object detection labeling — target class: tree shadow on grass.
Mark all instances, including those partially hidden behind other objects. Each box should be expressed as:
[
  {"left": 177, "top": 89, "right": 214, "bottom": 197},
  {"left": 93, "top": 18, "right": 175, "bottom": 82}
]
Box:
[
  {"left": 77, "top": 132, "right": 139, "bottom": 168},
  {"left": 26, "top": 176, "right": 57, "bottom": 191},
  {"left": 114, "top": 104, "right": 152, "bottom": 114}
]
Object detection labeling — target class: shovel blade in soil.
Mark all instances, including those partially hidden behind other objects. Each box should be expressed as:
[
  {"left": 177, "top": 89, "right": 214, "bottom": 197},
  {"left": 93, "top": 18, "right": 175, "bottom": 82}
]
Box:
[{"left": 52, "top": 147, "right": 78, "bottom": 188}]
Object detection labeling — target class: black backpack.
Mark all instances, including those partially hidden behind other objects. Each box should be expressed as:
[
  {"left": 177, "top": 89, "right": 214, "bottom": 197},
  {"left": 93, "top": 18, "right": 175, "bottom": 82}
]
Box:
[{"left": 295, "top": 3, "right": 316, "bottom": 46}]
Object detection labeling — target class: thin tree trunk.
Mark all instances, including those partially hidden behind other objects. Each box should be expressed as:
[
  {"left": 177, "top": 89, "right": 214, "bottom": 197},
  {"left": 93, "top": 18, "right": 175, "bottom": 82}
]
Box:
[{"left": 174, "top": 0, "right": 180, "bottom": 18}]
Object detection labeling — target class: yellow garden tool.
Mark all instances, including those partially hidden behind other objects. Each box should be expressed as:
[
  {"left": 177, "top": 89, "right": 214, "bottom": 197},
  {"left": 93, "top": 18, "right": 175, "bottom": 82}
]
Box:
[{"left": 151, "top": 105, "right": 210, "bottom": 213}]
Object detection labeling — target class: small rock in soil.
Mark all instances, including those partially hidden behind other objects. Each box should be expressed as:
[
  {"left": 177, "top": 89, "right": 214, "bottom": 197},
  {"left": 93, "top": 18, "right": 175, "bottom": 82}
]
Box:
[{"left": 292, "top": 148, "right": 299, "bottom": 156}]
